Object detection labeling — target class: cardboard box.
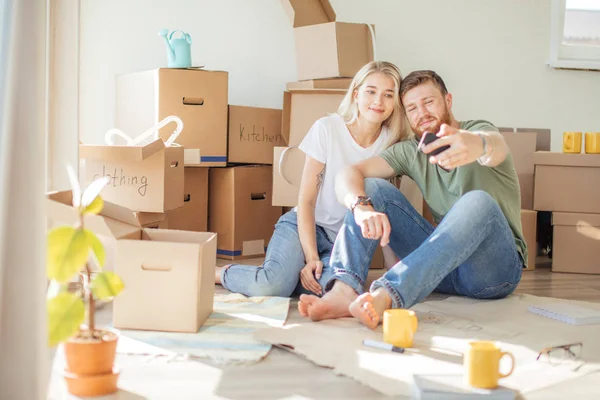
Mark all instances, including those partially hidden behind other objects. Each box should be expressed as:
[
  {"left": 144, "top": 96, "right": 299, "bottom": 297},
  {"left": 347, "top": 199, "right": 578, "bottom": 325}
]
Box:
[
  {"left": 113, "top": 229, "right": 217, "bottom": 332},
  {"left": 286, "top": 78, "right": 352, "bottom": 90},
  {"left": 80, "top": 139, "right": 184, "bottom": 213},
  {"left": 167, "top": 167, "right": 209, "bottom": 232},
  {"left": 502, "top": 131, "right": 537, "bottom": 209},
  {"left": 135, "top": 212, "right": 168, "bottom": 229},
  {"left": 280, "top": 0, "right": 374, "bottom": 80},
  {"left": 521, "top": 210, "right": 537, "bottom": 271},
  {"left": 552, "top": 212, "right": 600, "bottom": 274},
  {"left": 516, "top": 128, "right": 551, "bottom": 151},
  {"left": 534, "top": 152, "right": 600, "bottom": 213},
  {"left": 273, "top": 146, "right": 305, "bottom": 207},
  {"left": 116, "top": 68, "right": 228, "bottom": 166},
  {"left": 228, "top": 105, "right": 285, "bottom": 164},
  {"left": 47, "top": 191, "right": 217, "bottom": 332},
  {"left": 209, "top": 166, "right": 282, "bottom": 260},
  {"left": 283, "top": 89, "right": 346, "bottom": 146}
]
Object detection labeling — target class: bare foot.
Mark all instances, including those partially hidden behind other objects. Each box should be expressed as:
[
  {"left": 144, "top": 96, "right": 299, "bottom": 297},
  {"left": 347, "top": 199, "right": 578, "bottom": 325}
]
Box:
[
  {"left": 298, "top": 282, "right": 358, "bottom": 321},
  {"left": 349, "top": 288, "right": 392, "bottom": 329},
  {"left": 215, "top": 265, "right": 231, "bottom": 285}
]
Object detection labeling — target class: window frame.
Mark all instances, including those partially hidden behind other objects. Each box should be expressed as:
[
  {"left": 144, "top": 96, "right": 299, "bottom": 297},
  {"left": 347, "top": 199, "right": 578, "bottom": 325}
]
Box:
[{"left": 549, "top": 0, "right": 600, "bottom": 70}]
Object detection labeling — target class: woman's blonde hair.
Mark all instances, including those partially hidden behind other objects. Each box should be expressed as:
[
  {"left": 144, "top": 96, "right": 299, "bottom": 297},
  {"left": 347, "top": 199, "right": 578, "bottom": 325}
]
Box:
[{"left": 337, "top": 61, "right": 409, "bottom": 147}]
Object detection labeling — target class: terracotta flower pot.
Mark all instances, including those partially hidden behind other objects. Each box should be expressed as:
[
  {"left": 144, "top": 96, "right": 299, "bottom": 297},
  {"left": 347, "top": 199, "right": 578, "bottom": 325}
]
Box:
[{"left": 63, "top": 329, "right": 120, "bottom": 396}]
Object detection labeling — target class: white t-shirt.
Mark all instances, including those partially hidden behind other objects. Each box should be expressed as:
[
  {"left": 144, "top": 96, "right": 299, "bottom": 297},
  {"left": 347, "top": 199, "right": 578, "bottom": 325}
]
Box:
[{"left": 298, "top": 114, "right": 391, "bottom": 233}]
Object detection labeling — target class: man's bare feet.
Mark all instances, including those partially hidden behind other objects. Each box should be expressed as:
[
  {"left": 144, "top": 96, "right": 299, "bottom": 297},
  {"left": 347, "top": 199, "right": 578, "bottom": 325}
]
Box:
[
  {"left": 297, "top": 281, "right": 358, "bottom": 321},
  {"left": 349, "top": 288, "right": 392, "bottom": 329},
  {"left": 215, "top": 265, "right": 231, "bottom": 285}
]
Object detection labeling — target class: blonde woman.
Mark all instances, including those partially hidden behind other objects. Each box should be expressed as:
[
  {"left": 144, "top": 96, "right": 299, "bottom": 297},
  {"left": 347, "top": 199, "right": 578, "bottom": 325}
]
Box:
[{"left": 215, "top": 61, "right": 409, "bottom": 297}]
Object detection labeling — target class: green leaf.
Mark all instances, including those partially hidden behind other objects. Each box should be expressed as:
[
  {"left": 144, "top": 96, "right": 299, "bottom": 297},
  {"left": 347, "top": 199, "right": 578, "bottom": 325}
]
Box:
[
  {"left": 47, "top": 227, "right": 90, "bottom": 283},
  {"left": 91, "top": 272, "right": 124, "bottom": 300},
  {"left": 47, "top": 292, "right": 85, "bottom": 347},
  {"left": 84, "top": 229, "right": 105, "bottom": 268},
  {"left": 83, "top": 195, "right": 104, "bottom": 215}
]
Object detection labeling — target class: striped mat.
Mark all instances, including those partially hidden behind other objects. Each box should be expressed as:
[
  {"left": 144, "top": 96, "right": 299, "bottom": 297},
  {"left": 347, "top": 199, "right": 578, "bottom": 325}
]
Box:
[{"left": 117, "top": 293, "right": 290, "bottom": 364}]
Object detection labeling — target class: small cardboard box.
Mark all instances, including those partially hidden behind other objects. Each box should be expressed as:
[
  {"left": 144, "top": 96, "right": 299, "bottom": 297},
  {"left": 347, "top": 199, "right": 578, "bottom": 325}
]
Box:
[
  {"left": 283, "top": 89, "right": 346, "bottom": 146},
  {"left": 521, "top": 209, "right": 537, "bottom": 271},
  {"left": 534, "top": 152, "right": 600, "bottom": 213},
  {"left": 116, "top": 68, "right": 228, "bottom": 166},
  {"left": 273, "top": 146, "right": 305, "bottom": 207},
  {"left": 135, "top": 212, "right": 168, "bottom": 229},
  {"left": 228, "top": 105, "right": 285, "bottom": 164},
  {"left": 209, "top": 165, "right": 282, "bottom": 260},
  {"left": 113, "top": 229, "right": 217, "bottom": 332},
  {"left": 280, "top": 0, "right": 374, "bottom": 80},
  {"left": 80, "top": 138, "right": 184, "bottom": 213},
  {"left": 167, "top": 167, "right": 209, "bottom": 232},
  {"left": 502, "top": 131, "right": 537, "bottom": 209},
  {"left": 552, "top": 212, "right": 600, "bottom": 274}
]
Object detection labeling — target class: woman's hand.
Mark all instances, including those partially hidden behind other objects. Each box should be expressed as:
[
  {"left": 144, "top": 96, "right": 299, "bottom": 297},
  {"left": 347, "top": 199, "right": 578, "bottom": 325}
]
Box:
[{"left": 300, "top": 259, "right": 323, "bottom": 295}]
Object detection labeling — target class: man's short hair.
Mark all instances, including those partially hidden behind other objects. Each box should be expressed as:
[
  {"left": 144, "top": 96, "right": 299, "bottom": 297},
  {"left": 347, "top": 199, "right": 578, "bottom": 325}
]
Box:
[{"left": 399, "top": 70, "right": 448, "bottom": 101}]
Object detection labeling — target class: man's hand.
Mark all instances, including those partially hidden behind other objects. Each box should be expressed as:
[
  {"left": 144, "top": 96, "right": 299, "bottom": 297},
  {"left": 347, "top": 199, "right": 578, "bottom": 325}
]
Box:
[
  {"left": 300, "top": 260, "right": 323, "bottom": 295},
  {"left": 353, "top": 206, "right": 391, "bottom": 247},
  {"left": 422, "top": 124, "right": 485, "bottom": 170}
]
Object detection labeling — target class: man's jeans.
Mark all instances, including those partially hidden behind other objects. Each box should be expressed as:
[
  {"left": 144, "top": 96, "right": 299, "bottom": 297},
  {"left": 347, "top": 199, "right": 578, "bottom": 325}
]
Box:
[
  {"left": 221, "top": 211, "right": 336, "bottom": 297},
  {"left": 325, "top": 178, "right": 523, "bottom": 309}
]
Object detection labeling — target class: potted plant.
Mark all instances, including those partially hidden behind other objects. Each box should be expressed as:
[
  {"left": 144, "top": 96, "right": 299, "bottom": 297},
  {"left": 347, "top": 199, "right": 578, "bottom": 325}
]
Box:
[{"left": 47, "top": 170, "right": 125, "bottom": 397}]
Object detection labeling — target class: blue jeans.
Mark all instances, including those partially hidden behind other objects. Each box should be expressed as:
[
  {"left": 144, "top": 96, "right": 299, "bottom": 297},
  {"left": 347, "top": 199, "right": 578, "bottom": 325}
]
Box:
[
  {"left": 325, "top": 178, "right": 523, "bottom": 309},
  {"left": 221, "top": 211, "right": 337, "bottom": 297}
]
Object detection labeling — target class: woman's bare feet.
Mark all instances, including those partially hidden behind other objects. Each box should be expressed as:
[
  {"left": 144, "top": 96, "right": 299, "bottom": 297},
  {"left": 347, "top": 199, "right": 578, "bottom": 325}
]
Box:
[
  {"left": 215, "top": 265, "right": 231, "bottom": 285},
  {"left": 297, "top": 281, "right": 358, "bottom": 321},
  {"left": 349, "top": 288, "right": 392, "bottom": 329}
]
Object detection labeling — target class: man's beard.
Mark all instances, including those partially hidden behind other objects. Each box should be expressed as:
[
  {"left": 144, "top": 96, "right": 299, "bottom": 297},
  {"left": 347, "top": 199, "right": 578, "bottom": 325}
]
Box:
[{"left": 413, "top": 107, "right": 452, "bottom": 137}]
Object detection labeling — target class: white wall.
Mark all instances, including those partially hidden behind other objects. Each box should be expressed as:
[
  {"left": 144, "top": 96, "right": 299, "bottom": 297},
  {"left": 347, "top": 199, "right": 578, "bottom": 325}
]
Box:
[{"left": 80, "top": 0, "right": 600, "bottom": 150}]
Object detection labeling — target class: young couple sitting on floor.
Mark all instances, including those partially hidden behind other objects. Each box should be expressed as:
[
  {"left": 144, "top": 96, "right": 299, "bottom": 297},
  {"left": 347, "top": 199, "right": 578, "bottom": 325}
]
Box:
[{"left": 215, "top": 61, "right": 526, "bottom": 329}]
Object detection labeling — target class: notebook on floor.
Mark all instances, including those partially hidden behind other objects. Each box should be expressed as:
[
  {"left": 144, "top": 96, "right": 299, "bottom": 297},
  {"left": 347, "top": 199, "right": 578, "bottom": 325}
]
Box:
[
  {"left": 412, "top": 374, "right": 515, "bottom": 400},
  {"left": 527, "top": 302, "right": 600, "bottom": 325}
]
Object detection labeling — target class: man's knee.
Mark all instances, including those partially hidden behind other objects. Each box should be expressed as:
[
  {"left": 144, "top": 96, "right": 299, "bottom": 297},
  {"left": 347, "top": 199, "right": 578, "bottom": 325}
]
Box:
[
  {"left": 364, "top": 178, "right": 406, "bottom": 209},
  {"left": 459, "top": 190, "right": 501, "bottom": 217}
]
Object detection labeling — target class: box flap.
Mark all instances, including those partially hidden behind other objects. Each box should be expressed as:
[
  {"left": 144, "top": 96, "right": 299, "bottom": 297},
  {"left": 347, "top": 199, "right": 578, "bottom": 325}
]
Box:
[
  {"left": 80, "top": 138, "right": 165, "bottom": 162},
  {"left": 280, "top": 0, "right": 335, "bottom": 27},
  {"left": 47, "top": 190, "right": 142, "bottom": 239},
  {"left": 534, "top": 151, "right": 600, "bottom": 168},
  {"left": 552, "top": 212, "right": 600, "bottom": 227}
]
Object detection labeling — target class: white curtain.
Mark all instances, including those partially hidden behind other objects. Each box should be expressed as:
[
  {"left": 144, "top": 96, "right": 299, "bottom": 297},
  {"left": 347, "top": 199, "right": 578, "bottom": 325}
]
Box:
[{"left": 0, "top": 0, "right": 48, "bottom": 399}]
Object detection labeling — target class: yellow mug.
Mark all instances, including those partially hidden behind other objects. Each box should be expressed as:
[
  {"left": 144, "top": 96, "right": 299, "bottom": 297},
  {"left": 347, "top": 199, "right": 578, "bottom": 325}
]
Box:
[
  {"left": 563, "top": 132, "right": 582, "bottom": 153},
  {"left": 383, "top": 309, "right": 418, "bottom": 348},
  {"left": 464, "top": 341, "right": 515, "bottom": 389},
  {"left": 585, "top": 132, "right": 600, "bottom": 154}
]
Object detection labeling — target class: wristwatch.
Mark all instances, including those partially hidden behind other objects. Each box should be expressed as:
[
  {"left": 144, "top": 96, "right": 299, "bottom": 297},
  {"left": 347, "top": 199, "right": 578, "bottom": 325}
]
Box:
[{"left": 350, "top": 195, "right": 374, "bottom": 213}]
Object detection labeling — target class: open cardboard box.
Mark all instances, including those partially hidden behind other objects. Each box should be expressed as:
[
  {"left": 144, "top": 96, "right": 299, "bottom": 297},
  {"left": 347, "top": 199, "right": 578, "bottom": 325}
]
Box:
[
  {"left": 80, "top": 138, "right": 184, "bottom": 213},
  {"left": 280, "top": 0, "right": 374, "bottom": 80},
  {"left": 116, "top": 68, "right": 228, "bottom": 166},
  {"left": 46, "top": 190, "right": 217, "bottom": 333}
]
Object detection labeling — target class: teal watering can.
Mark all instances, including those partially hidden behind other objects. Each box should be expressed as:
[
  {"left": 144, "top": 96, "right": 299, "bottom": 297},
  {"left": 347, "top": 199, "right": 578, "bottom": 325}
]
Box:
[{"left": 158, "top": 29, "right": 192, "bottom": 68}]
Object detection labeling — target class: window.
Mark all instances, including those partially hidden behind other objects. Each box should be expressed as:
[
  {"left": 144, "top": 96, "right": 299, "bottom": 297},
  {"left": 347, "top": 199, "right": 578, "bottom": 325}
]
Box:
[{"left": 549, "top": 0, "right": 600, "bottom": 70}]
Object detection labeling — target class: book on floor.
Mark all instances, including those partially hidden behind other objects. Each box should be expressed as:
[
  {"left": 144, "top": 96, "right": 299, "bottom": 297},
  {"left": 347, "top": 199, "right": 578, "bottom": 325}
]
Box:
[
  {"left": 412, "top": 374, "right": 516, "bottom": 400},
  {"left": 527, "top": 302, "right": 600, "bottom": 325}
]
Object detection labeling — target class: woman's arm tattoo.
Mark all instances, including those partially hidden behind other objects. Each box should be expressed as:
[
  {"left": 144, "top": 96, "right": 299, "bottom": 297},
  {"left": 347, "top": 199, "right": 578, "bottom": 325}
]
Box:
[{"left": 316, "top": 166, "right": 325, "bottom": 192}]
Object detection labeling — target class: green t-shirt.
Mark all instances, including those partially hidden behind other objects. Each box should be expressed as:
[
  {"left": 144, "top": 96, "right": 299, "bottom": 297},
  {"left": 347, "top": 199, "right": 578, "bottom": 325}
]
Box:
[{"left": 379, "top": 120, "right": 527, "bottom": 267}]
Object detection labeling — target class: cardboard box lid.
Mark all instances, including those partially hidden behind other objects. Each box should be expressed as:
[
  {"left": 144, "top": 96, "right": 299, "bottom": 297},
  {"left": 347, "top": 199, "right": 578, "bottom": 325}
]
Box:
[
  {"left": 534, "top": 151, "right": 600, "bottom": 168},
  {"left": 79, "top": 138, "right": 166, "bottom": 162},
  {"left": 280, "top": 0, "right": 336, "bottom": 27},
  {"left": 47, "top": 190, "right": 142, "bottom": 239},
  {"left": 553, "top": 212, "right": 600, "bottom": 227},
  {"left": 286, "top": 78, "right": 352, "bottom": 90}
]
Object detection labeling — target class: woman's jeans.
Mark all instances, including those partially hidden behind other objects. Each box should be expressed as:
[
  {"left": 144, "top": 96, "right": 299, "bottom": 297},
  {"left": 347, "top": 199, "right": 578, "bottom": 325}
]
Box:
[
  {"left": 325, "top": 178, "right": 523, "bottom": 309},
  {"left": 221, "top": 211, "right": 337, "bottom": 297}
]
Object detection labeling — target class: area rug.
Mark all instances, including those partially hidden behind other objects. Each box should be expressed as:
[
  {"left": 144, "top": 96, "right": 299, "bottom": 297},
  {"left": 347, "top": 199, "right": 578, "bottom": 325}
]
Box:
[
  {"left": 254, "top": 294, "right": 600, "bottom": 397},
  {"left": 117, "top": 293, "right": 290, "bottom": 364}
]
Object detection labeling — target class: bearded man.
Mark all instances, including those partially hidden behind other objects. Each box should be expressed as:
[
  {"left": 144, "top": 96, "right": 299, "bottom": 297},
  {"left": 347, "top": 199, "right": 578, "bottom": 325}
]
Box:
[{"left": 298, "top": 70, "right": 526, "bottom": 329}]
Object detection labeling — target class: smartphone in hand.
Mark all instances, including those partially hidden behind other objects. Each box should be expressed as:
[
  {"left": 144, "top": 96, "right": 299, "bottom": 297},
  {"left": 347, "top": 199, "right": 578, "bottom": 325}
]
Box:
[{"left": 418, "top": 131, "right": 450, "bottom": 156}]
